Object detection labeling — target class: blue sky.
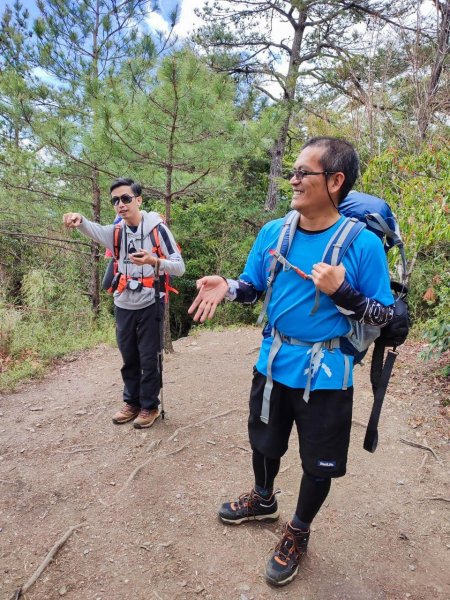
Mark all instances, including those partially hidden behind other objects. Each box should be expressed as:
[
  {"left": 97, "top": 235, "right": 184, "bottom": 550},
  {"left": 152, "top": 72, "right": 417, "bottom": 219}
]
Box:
[{"left": 9, "top": 0, "right": 203, "bottom": 36}]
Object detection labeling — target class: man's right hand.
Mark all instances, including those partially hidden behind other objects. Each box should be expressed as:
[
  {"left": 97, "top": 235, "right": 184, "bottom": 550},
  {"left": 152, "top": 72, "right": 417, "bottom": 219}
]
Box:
[
  {"left": 188, "top": 276, "right": 229, "bottom": 323},
  {"left": 63, "top": 213, "right": 82, "bottom": 228}
]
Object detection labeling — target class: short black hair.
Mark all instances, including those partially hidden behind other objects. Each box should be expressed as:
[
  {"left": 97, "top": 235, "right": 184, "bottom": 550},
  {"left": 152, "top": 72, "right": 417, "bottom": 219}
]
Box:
[
  {"left": 301, "top": 137, "right": 359, "bottom": 203},
  {"left": 110, "top": 178, "right": 142, "bottom": 197}
]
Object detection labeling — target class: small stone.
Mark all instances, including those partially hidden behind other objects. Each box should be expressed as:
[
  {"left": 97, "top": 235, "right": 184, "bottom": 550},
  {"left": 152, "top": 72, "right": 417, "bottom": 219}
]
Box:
[
  {"left": 371, "top": 522, "right": 377, "bottom": 527},
  {"left": 408, "top": 564, "right": 416, "bottom": 571},
  {"left": 397, "top": 480, "right": 405, "bottom": 485},
  {"left": 109, "top": 481, "right": 116, "bottom": 486},
  {"left": 179, "top": 581, "right": 187, "bottom": 587},
  {"left": 75, "top": 410, "right": 87, "bottom": 416},
  {"left": 59, "top": 585, "right": 68, "bottom": 596},
  {"left": 83, "top": 549, "right": 90, "bottom": 555}
]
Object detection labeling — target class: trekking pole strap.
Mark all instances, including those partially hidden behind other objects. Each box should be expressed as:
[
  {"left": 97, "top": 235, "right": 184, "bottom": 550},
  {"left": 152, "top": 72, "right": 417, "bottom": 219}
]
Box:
[{"left": 364, "top": 347, "right": 398, "bottom": 453}]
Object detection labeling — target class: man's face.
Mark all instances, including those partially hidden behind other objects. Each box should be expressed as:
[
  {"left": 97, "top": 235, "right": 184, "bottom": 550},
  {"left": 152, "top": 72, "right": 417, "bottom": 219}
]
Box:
[
  {"left": 290, "top": 146, "right": 339, "bottom": 214},
  {"left": 111, "top": 185, "right": 142, "bottom": 224}
]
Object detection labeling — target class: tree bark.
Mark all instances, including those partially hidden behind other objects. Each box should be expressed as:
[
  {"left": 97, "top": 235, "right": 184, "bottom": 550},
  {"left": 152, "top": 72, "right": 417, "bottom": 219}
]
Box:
[
  {"left": 90, "top": 168, "right": 101, "bottom": 316},
  {"left": 417, "top": 0, "right": 450, "bottom": 141},
  {"left": 264, "top": 10, "right": 306, "bottom": 211},
  {"left": 265, "top": 112, "right": 292, "bottom": 211}
]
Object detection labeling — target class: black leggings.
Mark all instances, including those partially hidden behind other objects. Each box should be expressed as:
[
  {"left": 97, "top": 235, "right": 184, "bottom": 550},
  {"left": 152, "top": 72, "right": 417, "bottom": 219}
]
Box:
[{"left": 252, "top": 449, "right": 331, "bottom": 524}]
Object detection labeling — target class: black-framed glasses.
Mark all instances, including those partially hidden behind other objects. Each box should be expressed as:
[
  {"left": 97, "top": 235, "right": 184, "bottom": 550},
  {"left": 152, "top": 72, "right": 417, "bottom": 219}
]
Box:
[
  {"left": 285, "top": 169, "right": 338, "bottom": 181},
  {"left": 111, "top": 194, "right": 136, "bottom": 206}
]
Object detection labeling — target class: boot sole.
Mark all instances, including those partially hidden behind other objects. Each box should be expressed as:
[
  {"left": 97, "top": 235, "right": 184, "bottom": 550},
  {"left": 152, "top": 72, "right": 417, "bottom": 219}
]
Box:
[
  {"left": 265, "top": 565, "right": 299, "bottom": 587},
  {"left": 133, "top": 414, "right": 161, "bottom": 429},
  {"left": 219, "top": 509, "right": 280, "bottom": 525},
  {"left": 112, "top": 415, "right": 139, "bottom": 424}
]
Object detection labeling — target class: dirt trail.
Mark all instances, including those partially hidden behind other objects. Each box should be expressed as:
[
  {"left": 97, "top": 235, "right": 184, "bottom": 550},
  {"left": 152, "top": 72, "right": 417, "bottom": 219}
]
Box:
[{"left": 0, "top": 327, "right": 449, "bottom": 600}]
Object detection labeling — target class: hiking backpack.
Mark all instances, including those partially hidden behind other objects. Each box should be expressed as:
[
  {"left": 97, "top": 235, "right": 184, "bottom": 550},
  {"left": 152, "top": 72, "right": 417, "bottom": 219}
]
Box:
[
  {"left": 259, "top": 190, "right": 410, "bottom": 453},
  {"left": 101, "top": 220, "right": 178, "bottom": 301}
]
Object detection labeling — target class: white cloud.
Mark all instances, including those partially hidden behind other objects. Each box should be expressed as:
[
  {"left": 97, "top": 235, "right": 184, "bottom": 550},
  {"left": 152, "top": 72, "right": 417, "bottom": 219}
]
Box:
[
  {"left": 146, "top": 10, "right": 171, "bottom": 35},
  {"left": 173, "top": 0, "right": 207, "bottom": 38}
]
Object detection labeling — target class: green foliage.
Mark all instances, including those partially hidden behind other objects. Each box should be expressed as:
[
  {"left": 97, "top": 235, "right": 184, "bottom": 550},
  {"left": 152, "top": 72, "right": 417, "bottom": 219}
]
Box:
[
  {"left": 363, "top": 146, "right": 449, "bottom": 364},
  {"left": 420, "top": 279, "right": 450, "bottom": 372},
  {"left": 362, "top": 145, "right": 449, "bottom": 265},
  {"left": 0, "top": 271, "right": 115, "bottom": 391}
]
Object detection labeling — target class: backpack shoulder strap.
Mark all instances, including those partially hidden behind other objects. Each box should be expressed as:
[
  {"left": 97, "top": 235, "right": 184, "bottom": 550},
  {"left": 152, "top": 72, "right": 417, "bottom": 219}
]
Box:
[
  {"left": 323, "top": 217, "right": 366, "bottom": 266},
  {"left": 149, "top": 224, "right": 165, "bottom": 259},
  {"left": 310, "top": 217, "right": 366, "bottom": 315},
  {"left": 113, "top": 222, "right": 123, "bottom": 260},
  {"left": 256, "top": 211, "right": 300, "bottom": 326}
]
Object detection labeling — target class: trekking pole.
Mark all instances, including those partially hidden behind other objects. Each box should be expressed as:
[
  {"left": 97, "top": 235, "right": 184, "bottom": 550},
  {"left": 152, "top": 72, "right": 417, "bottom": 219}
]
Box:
[{"left": 154, "top": 259, "right": 165, "bottom": 420}]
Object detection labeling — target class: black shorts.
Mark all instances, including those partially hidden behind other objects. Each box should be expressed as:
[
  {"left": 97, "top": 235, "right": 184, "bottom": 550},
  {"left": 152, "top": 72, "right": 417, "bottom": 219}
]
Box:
[{"left": 248, "top": 369, "right": 353, "bottom": 478}]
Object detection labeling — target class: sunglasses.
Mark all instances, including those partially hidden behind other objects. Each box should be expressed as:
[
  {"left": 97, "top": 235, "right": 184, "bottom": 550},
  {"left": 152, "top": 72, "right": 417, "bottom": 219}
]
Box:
[
  {"left": 110, "top": 194, "right": 136, "bottom": 206},
  {"left": 285, "top": 169, "right": 337, "bottom": 181}
]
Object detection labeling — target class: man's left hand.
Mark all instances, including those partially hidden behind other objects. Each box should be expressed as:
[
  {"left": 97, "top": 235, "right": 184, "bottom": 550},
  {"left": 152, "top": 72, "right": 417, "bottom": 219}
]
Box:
[
  {"left": 129, "top": 249, "right": 158, "bottom": 266},
  {"left": 311, "top": 262, "right": 345, "bottom": 295}
]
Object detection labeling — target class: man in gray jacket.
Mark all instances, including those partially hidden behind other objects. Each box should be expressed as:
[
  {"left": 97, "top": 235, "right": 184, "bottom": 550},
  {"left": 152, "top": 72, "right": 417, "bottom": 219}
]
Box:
[{"left": 63, "top": 178, "right": 185, "bottom": 428}]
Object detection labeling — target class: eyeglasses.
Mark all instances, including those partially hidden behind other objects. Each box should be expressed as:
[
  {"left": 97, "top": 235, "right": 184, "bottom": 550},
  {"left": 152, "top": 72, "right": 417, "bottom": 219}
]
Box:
[
  {"left": 285, "top": 169, "right": 337, "bottom": 181},
  {"left": 111, "top": 194, "right": 136, "bottom": 206}
]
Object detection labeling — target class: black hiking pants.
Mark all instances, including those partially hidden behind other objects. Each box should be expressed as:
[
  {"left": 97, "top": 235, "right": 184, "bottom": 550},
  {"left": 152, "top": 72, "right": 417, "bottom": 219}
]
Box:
[{"left": 115, "top": 303, "right": 163, "bottom": 411}]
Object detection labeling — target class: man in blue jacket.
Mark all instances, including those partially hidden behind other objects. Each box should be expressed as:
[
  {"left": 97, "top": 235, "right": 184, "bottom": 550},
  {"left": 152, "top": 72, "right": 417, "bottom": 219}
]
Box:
[{"left": 189, "top": 137, "right": 394, "bottom": 587}]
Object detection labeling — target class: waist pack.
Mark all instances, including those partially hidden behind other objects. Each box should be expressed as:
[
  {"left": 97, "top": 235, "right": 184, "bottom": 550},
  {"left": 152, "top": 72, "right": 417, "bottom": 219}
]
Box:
[{"left": 258, "top": 190, "right": 410, "bottom": 453}]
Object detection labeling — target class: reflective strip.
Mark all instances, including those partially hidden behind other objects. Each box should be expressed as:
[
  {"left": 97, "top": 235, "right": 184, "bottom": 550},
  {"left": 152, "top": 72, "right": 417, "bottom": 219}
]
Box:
[{"left": 342, "top": 354, "right": 350, "bottom": 390}]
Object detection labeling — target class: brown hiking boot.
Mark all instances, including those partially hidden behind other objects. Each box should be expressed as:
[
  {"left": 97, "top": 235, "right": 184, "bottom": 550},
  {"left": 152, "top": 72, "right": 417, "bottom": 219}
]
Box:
[
  {"left": 133, "top": 408, "right": 160, "bottom": 429},
  {"left": 112, "top": 403, "right": 140, "bottom": 424}
]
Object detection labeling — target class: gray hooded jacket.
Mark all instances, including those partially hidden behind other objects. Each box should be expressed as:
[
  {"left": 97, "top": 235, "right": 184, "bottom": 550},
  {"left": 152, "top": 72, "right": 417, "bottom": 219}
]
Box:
[{"left": 78, "top": 211, "right": 185, "bottom": 310}]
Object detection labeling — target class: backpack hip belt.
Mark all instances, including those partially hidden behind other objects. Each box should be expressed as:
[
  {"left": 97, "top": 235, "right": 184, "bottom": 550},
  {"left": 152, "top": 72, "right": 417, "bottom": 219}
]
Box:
[
  {"left": 116, "top": 274, "right": 156, "bottom": 294},
  {"left": 260, "top": 327, "right": 351, "bottom": 424}
]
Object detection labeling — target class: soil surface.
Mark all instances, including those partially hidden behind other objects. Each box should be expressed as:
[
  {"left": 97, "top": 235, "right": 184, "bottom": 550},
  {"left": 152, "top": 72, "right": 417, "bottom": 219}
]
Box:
[{"left": 0, "top": 327, "right": 449, "bottom": 600}]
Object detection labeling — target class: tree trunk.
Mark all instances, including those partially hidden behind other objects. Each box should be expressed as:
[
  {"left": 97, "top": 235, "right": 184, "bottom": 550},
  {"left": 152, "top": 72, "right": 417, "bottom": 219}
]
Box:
[
  {"left": 264, "top": 11, "right": 306, "bottom": 211},
  {"left": 265, "top": 112, "right": 292, "bottom": 211},
  {"left": 417, "top": 0, "right": 450, "bottom": 141},
  {"left": 90, "top": 168, "right": 101, "bottom": 316}
]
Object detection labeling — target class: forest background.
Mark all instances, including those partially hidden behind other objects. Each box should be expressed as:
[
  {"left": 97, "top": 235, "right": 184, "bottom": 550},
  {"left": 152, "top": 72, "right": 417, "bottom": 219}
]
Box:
[{"left": 0, "top": 0, "right": 448, "bottom": 391}]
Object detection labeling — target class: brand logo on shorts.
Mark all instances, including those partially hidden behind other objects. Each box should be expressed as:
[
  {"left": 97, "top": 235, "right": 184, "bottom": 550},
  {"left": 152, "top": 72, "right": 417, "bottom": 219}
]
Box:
[{"left": 317, "top": 460, "right": 336, "bottom": 468}]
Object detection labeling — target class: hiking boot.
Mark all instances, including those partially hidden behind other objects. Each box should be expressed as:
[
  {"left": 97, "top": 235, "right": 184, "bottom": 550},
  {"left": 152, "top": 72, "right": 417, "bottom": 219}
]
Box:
[
  {"left": 112, "top": 403, "right": 140, "bottom": 424},
  {"left": 133, "top": 408, "right": 160, "bottom": 429},
  {"left": 265, "top": 521, "right": 310, "bottom": 586},
  {"left": 218, "top": 488, "right": 279, "bottom": 525}
]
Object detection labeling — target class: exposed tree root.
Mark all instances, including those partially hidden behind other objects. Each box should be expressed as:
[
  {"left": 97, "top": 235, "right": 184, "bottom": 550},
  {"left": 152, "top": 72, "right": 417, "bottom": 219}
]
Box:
[
  {"left": 399, "top": 437, "right": 440, "bottom": 461},
  {"left": 167, "top": 408, "right": 239, "bottom": 443},
  {"left": 10, "top": 523, "right": 82, "bottom": 599}
]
